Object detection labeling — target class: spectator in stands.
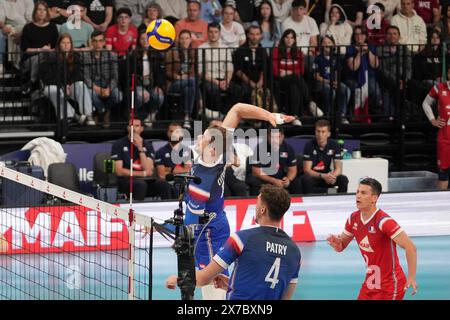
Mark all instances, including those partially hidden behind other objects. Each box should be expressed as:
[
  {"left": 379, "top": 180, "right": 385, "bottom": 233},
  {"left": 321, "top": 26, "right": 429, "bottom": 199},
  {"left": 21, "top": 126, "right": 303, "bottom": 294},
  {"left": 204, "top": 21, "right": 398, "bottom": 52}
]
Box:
[
  {"left": 114, "top": 0, "right": 142, "bottom": 26},
  {"left": 232, "top": 0, "right": 258, "bottom": 28},
  {"left": 414, "top": 0, "right": 441, "bottom": 30},
  {"left": 105, "top": 7, "right": 137, "bottom": 56},
  {"left": 166, "top": 29, "right": 198, "bottom": 129},
  {"left": 20, "top": 1, "right": 59, "bottom": 94},
  {"left": 282, "top": 0, "right": 319, "bottom": 57},
  {"left": 83, "top": 0, "right": 113, "bottom": 32},
  {"left": 233, "top": 25, "right": 270, "bottom": 107},
  {"left": 220, "top": 5, "right": 246, "bottom": 48},
  {"left": 409, "top": 29, "right": 443, "bottom": 111},
  {"left": 201, "top": 0, "right": 223, "bottom": 24},
  {"left": 269, "top": 0, "right": 293, "bottom": 24},
  {"left": 249, "top": 126, "right": 302, "bottom": 196},
  {"left": 0, "top": 0, "right": 33, "bottom": 70},
  {"left": 46, "top": 0, "right": 76, "bottom": 25},
  {"left": 376, "top": 25, "right": 412, "bottom": 119},
  {"left": 111, "top": 116, "right": 174, "bottom": 201},
  {"left": 132, "top": 30, "right": 165, "bottom": 128},
  {"left": 313, "top": 35, "right": 350, "bottom": 123},
  {"left": 344, "top": 26, "right": 381, "bottom": 122},
  {"left": 364, "top": 2, "right": 390, "bottom": 46},
  {"left": 155, "top": 122, "right": 193, "bottom": 182},
  {"left": 155, "top": 0, "right": 188, "bottom": 21},
  {"left": 252, "top": 0, "right": 282, "bottom": 48},
  {"left": 59, "top": 1, "right": 94, "bottom": 49},
  {"left": 138, "top": 3, "right": 163, "bottom": 32},
  {"left": 82, "top": 30, "right": 121, "bottom": 128},
  {"left": 272, "top": 29, "right": 319, "bottom": 123},
  {"left": 198, "top": 22, "right": 241, "bottom": 117},
  {"left": 391, "top": 0, "right": 427, "bottom": 53},
  {"left": 307, "top": 0, "right": 328, "bottom": 26},
  {"left": 301, "top": 119, "right": 348, "bottom": 194},
  {"left": 175, "top": 0, "right": 209, "bottom": 48},
  {"left": 106, "top": 7, "right": 138, "bottom": 114},
  {"left": 327, "top": 0, "right": 365, "bottom": 27},
  {"left": 367, "top": 0, "right": 401, "bottom": 21},
  {"left": 435, "top": 5, "right": 450, "bottom": 43},
  {"left": 319, "top": 3, "right": 353, "bottom": 54},
  {"left": 40, "top": 33, "right": 95, "bottom": 125}
]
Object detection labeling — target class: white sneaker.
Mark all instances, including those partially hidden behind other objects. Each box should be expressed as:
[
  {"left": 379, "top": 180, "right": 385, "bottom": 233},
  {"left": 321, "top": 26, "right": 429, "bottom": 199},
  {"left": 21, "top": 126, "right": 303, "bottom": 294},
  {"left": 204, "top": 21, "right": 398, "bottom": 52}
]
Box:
[
  {"left": 309, "top": 101, "right": 324, "bottom": 117},
  {"left": 204, "top": 108, "right": 221, "bottom": 119},
  {"left": 75, "top": 114, "right": 87, "bottom": 125},
  {"left": 292, "top": 119, "right": 302, "bottom": 126},
  {"left": 341, "top": 117, "right": 349, "bottom": 124},
  {"left": 86, "top": 115, "right": 96, "bottom": 126}
]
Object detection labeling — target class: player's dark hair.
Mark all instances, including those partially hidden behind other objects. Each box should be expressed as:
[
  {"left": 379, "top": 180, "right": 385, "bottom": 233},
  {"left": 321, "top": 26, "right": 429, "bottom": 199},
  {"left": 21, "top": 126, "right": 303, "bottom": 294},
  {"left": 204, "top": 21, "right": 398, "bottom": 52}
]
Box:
[
  {"left": 315, "top": 119, "right": 331, "bottom": 131},
  {"left": 359, "top": 178, "right": 382, "bottom": 196},
  {"left": 260, "top": 185, "right": 291, "bottom": 221}
]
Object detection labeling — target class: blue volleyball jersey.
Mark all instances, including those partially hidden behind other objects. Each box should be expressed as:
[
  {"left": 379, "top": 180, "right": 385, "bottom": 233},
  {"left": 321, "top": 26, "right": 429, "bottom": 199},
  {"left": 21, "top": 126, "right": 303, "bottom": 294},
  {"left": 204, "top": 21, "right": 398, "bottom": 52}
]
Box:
[
  {"left": 214, "top": 226, "right": 301, "bottom": 300},
  {"left": 184, "top": 156, "right": 227, "bottom": 226}
]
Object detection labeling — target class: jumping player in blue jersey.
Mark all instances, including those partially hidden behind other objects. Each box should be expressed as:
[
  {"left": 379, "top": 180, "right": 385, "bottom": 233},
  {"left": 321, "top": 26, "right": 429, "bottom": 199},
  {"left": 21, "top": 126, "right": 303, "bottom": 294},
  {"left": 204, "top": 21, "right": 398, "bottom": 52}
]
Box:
[
  {"left": 181, "top": 103, "right": 295, "bottom": 299},
  {"left": 167, "top": 184, "right": 301, "bottom": 300}
]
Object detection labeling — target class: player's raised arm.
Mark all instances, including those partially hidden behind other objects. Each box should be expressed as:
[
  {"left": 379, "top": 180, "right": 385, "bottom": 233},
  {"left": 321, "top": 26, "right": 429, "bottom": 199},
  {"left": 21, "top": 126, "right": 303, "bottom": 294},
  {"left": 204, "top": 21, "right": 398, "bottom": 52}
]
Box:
[{"left": 222, "top": 103, "right": 295, "bottom": 129}]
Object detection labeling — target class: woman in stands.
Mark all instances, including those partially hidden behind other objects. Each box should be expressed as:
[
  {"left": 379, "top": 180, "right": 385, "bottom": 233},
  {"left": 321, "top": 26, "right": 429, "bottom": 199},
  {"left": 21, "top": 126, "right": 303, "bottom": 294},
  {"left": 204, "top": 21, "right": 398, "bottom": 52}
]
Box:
[
  {"left": 220, "top": 4, "right": 246, "bottom": 48},
  {"left": 252, "top": 0, "right": 281, "bottom": 48},
  {"left": 138, "top": 2, "right": 163, "bottom": 33},
  {"left": 131, "top": 29, "right": 165, "bottom": 128},
  {"left": 20, "top": 1, "right": 59, "bottom": 95},
  {"left": 319, "top": 4, "right": 353, "bottom": 54},
  {"left": 40, "top": 33, "right": 95, "bottom": 126},
  {"left": 165, "top": 29, "right": 197, "bottom": 129},
  {"left": 272, "top": 29, "right": 314, "bottom": 125}
]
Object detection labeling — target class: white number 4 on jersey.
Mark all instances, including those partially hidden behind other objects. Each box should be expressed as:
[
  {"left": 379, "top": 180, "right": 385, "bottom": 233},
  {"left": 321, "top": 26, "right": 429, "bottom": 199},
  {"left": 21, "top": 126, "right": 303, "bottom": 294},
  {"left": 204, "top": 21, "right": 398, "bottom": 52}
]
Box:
[{"left": 265, "top": 257, "right": 281, "bottom": 289}]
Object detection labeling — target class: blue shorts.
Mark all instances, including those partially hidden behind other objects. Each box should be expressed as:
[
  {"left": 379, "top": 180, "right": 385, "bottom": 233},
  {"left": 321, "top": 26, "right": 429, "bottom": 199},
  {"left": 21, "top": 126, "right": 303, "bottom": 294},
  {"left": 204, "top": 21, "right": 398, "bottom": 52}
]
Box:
[{"left": 194, "top": 214, "right": 230, "bottom": 274}]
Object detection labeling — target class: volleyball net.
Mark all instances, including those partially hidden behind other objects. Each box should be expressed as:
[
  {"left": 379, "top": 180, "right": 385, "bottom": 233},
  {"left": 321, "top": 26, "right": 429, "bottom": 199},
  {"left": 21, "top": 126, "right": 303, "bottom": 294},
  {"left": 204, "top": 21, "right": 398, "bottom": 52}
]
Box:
[{"left": 0, "top": 163, "right": 157, "bottom": 300}]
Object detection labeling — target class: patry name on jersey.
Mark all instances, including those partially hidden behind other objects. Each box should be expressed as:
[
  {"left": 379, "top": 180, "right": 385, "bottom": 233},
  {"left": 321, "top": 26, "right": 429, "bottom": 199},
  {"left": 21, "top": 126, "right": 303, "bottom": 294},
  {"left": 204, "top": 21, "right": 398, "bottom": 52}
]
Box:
[{"left": 266, "top": 241, "right": 287, "bottom": 255}]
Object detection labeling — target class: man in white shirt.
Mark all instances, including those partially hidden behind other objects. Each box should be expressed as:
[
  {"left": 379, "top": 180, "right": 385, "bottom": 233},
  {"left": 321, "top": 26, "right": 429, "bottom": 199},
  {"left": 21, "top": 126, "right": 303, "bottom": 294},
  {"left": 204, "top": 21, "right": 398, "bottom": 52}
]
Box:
[
  {"left": 282, "top": 0, "right": 319, "bottom": 56},
  {"left": 198, "top": 22, "right": 242, "bottom": 117},
  {"left": 391, "top": 0, "right": 427, "bottom": 53}
]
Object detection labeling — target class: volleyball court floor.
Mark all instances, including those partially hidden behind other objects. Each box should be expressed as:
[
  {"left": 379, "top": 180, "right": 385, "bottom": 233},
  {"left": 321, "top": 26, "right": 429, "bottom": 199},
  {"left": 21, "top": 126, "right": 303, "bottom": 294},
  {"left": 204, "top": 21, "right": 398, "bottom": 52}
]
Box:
[{"left": 1, "top": 235, "right": 449, "bottom": 300}]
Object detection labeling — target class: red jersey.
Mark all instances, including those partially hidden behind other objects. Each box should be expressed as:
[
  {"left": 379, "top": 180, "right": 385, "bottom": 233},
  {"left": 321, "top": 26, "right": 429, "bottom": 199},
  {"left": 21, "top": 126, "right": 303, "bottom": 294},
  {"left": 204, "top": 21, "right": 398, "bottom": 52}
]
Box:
[
  {"left": 272, "top": 47, "right": 304, "bottom": 77},
  {"left": 414, "top": 0, "right": 439, "bottom": 24},
  {"left": 344, "top": 209, "right": 406, "bottom": 300},
  {"left": 427, "top": 83, "right": 450, "bottom": 169},
  {"left": 105, "top": 24, "right": 138, "bottom": 56}
]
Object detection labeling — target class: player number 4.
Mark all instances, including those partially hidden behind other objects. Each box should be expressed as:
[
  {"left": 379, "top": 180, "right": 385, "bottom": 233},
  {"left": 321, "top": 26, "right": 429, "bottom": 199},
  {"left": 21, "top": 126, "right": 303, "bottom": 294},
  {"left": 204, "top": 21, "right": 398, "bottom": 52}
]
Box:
[{"left": 265, "top": 257, "right": 281, "bottom": 289}]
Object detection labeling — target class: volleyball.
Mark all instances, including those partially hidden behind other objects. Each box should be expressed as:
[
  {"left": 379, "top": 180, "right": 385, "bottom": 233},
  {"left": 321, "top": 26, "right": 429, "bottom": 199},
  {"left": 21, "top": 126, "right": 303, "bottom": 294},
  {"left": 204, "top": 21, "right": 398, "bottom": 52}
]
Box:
[{"left": 146, "top": 19, "right": 176, "bottom": 50}]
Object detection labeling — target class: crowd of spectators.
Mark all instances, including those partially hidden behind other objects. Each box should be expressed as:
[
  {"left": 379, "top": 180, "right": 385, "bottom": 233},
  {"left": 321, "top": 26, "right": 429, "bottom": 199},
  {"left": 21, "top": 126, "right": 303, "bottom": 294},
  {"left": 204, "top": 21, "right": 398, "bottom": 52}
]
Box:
[{"left": 1, "top": 0, "right": 449, "bottom": 128}]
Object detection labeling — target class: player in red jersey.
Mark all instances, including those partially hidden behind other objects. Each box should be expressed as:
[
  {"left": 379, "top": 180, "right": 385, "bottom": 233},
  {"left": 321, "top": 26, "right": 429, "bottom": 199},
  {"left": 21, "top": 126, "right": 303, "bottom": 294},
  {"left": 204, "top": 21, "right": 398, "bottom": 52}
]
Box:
[
  {"left": 422, "top": 73, "right": 450, "bottom": 190},
  {"left": 327, "top": 178, "right": 418, "bottom": 300}
]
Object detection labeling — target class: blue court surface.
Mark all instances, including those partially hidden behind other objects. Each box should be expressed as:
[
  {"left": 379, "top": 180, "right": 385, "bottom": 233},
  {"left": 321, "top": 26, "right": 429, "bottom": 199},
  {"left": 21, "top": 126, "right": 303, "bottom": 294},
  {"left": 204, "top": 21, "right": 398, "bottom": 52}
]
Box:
[{"left": 3, "top": 235, "right": 448, "bottom": 300}]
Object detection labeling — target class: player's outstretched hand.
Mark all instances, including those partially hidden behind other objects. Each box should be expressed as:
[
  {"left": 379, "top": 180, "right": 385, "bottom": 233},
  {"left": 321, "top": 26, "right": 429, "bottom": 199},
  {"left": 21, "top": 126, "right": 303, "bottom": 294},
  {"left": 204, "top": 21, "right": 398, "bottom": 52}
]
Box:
[
  {"left": 405, "top": 277, "right": 418, "bottom": 296},
  {"left": 270, "top": 113, "right": 296, "bottom": 127},
  {"left": 166, "top": 275, "right": 178, "bottom": 290},
  {"left": 326, "top": 234, "right": 342, "bottom": 252},
  {"left": 213, "top": 274, "right": 229, "bottom": 291}
]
